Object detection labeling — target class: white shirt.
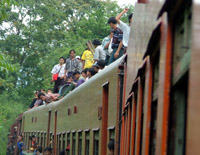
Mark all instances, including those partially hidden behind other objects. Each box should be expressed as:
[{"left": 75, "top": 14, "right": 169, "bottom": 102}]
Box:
[
  {"left": 118, "top": 20, "right": 130, "bottom": 47},
  {"left": 51, "top": 64, "right": 66, "bottom": 77},
  {"left": 93, "top": 45, "right": 106, "bottom": 61}
]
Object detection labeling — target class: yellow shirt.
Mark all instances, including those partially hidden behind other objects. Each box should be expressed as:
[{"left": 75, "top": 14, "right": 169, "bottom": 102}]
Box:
[{"left": 81, "top": 50, "right": 94, "bottom": 69}]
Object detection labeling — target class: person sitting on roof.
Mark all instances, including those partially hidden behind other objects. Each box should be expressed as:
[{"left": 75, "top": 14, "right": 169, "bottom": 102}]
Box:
[
  {"left": 38, "top": 92, "right": 59, "bottom": 104},
  {"left": 86, "top": 68, "right": 97, "bottom": 81},
  {"left": 102, "top": 29, "right": 114, "bottom": 65},
  {"left": 92, "top": 39, "right": 106, "bottom": 62},
  {"left": 116, "top": 8, "right": 133, "bottom": 52},
  {"left": 73, "top": 71, "right": 86, "bottom": 88},
  {"left": 93, "top": 60, "right": 106, "bottom": 73},
  {"left": 28, "top": 91, "right": 39, "bottom": 110}
]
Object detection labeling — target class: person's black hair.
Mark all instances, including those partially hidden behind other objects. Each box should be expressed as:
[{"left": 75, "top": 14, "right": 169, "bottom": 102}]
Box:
[
  {"left": 41, "top": 88, "right": 45, "bottom": 91},
  {"left": 88, "top": 68, "right": 97, "bottom": 76},
  {"left": 37, "top": 146, "right": 43, "bottom": 153},
  {"left": 73, "top": 71, "right": 80, "bottom": 76},
  {"left": 29, "top": 135, "right": 35, "bottom": 141},
  {"left": 44, "top": 147, "right": 52, "bottom": 152},
  {"left": 18, "top": 135, "right": 23, "bottom": 140},
  {"left": 48, "top": 88, "right": 52, "bottom": 91},
  {"left": 92, "top": 39, "right": 101, "bottom": 46},
  {"left": 82, "top": 68, "right": 88, "bottom": 74},
  {"left": 59, "top": 57, "right": 65, "bottom": 60},
  {"left": 108, "top": 139, "right": 114, "bottom": 151},
  {"left": 128, "top": 13, "right": 133, "bottom": 24},
  {"left": 59, "top": 150, "right": 65, "bottom": 155},
  {"left": 69, "top": 49, "right": 76, "bottom": 54},
  {"left": 108, "top": 17, "right": 117, "bottom": 24},
  {"left": 38, "top": 92, "right": 45, "bottom": 99},
  {"left": 97, "top": 60, "right": 106, "bottom": 68}
]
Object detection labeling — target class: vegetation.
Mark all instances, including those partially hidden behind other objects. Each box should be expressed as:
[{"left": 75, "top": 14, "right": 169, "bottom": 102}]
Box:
[{"left": 0, "top": 0, "right": 133, "bottom": 153}]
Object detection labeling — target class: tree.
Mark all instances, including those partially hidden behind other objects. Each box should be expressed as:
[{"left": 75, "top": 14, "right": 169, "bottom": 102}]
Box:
[{"left": 0, "top": 0, "right": 134, "bottom": 153}]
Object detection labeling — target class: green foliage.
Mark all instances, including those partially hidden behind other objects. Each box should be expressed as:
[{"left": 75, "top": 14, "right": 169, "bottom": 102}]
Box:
[{"left": 0, "top": 0, "right": 134, "bottom": 153}]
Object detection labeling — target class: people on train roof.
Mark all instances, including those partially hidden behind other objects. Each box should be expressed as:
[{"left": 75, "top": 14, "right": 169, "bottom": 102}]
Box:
[
  {"left": 76, "top": 55, "right": 83, "bottom": 73},
  {"left": 102, "top": 29, "right": 114, "bottom": 65},
  {"left": 64, "top": 49, "right": 80, "bottom": 80},
  {"left": 92, "top": 39, "right": 106, "bottom": 62},
  {"left": 38, "top": 92, "right": 59, "bottom": 104},
  {"left": 116, "top": 8, "right": 133, "bottom": 49},
  {"left": 81, "top": 42, "right": 94, "bottom": 69},
  {"left": 93, "top": 59, "right": 106, "bottom": 73},
  {"left": 107, "top": 17, "right": 124, "bottom": 65},
  {"left": 51, "top": 57, "right": 66, "bottom": 93},
  {"left": 28, "top": 91, "right": 39, "bottom": 109}
]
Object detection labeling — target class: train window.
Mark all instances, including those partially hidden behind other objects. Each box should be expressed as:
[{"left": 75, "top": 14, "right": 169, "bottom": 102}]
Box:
[
  {"left": 85, "top": 131, "right": 90, "bottom": 155},
  {"left": 93, "top": 131, "right": 99, "bottom": 155},
  {"left": 109, "top": 129, "right": 115, "bottom": 141},
  {"left": 168, "top": 2, "right": 191, "bottom": 155},
  {"left": 72, "top": 132, "right": 76, "bottom": 155},
  {"left": 149, "top": 52, "right": 160, "bottom": 155},
  {"left": 44, "top": 133, "right": 46, "bottom": 148},
  {"left": 37, "top": 132, "right": 40, "bottom": 145},
  {"left": 168, "top": 72, "right": 188, "bottom": 155},
  {"left": 41, "top": 133, "right": 43, "bottom": 147},
  {"left": 139, "top": 75, "right": 146, "bottom": 155},
  {"left": 149, "top": 100, "right": 157, "bottom": 155},
  {"left": 52, "top": 134, "right": 54, "bottom": 149},
  {"left": 63, "top": 133, "right": 66, "bottom": 151},
  {"left": 58, "top": 134, "right": 62, "bottom": 154},
  {"left": 50, "top": 133, "right": 53, "bottom": 147},
  {"left": 173, "top": 1, "right": 192, "bottom": 83},
  {"left": 78, "top": 132, "right": 82, "bottom": 155},
  {"left": 67, "top": 132, "right": 70, "bottom": 155}
]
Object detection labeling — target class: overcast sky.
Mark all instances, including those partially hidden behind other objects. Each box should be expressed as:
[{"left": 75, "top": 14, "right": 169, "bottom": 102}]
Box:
[{"left": 115, "top": 0, "right": 137, "bottom": 6}]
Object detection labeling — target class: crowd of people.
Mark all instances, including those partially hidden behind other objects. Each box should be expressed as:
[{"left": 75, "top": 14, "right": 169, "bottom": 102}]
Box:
[
  {"left": 16, "top": 133, "right": 114, "bottom": 155},
  {"left": 28, "top": 9, "right": 133, "bottom": 111}
]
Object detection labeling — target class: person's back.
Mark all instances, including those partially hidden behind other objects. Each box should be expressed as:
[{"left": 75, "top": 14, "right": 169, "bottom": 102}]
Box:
[
  {"left": 81, "top": 49, "right": 94, "bottom": 69},
  {"left": 93, "top": 39, "right": 106, "bottom": 62}
]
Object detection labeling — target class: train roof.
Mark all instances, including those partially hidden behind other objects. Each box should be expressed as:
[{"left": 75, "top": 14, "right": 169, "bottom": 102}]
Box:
[{"left": 23, "top": 55, "right": 125, "bottom": 115}]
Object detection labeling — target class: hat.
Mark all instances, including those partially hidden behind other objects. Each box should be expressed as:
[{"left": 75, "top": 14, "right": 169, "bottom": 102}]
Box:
[
  {"left": 76, "top": 56, "right": 81, "bottom": 59},
  {"left": 92, "top": 39, "right": 101, "bottom": 45}
]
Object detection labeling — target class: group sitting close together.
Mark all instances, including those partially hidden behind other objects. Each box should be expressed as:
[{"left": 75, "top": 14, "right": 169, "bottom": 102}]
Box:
[
  {"left": 17, "top": 134, "right": 114, "bottom": 155},
  {"left": 28, "top": 9, "right": 133, "bottom": 110}
]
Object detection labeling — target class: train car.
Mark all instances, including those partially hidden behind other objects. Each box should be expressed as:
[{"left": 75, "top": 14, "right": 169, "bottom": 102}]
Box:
[
  {"left": 8, "top": 0, "right": 200, "bottom": 155},
  {"left": 22, "top": 56, "right": 125, "bottom": 155}
]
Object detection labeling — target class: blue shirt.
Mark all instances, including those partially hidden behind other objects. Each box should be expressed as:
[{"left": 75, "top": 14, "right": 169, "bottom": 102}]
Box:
[{"left": 17, "top": 141, "right": 23, "bottom": 155}]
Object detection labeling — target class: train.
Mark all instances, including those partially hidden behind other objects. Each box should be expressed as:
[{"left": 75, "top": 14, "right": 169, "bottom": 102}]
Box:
[{"left": 7, "top": 0, "right": 200, "bottom": 154}]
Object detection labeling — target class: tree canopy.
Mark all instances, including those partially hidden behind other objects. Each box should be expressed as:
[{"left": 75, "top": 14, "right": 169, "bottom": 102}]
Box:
[{"left": 0, "top": 0, "right": 133, "bottom": 153}]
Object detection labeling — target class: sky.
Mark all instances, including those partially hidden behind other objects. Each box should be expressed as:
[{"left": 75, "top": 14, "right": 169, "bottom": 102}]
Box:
[{"left": 115, "top": 0, "right": 137, "bottom": 6}]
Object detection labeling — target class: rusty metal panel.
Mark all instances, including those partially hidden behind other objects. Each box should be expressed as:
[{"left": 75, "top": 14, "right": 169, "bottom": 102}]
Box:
[
  {"left": 125, "top": 1, "right": 164, "bottom": 103},
  {"left": 186, "top": 1, "right": 200, "bottom": 155}
]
